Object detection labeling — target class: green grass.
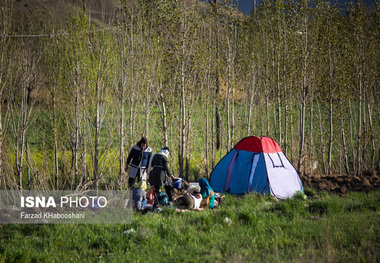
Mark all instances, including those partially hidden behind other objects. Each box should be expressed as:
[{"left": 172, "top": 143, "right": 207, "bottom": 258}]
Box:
[{"left": 0, "top": 191, "right": 379, "bottom": 262}]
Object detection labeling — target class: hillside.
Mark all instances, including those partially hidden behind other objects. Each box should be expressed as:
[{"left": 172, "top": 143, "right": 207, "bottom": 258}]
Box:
[
  {"left": 1, "top": 0, "right": 379, "bottom": 192},
  {"left": 11, "top": 0, "right": 118, "bottom": 33}
]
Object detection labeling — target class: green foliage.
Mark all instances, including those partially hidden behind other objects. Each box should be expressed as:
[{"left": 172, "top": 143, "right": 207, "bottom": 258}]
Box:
[
  {"left": 0, "top": 191, "right": 378, "bottom": 262},
  {"left": 1, "top": 0, "right": 379, "bottom": 260},
  {"left": 1, "top": 0, "right": 379, "bottom": 189},
  {"left": 272, "top": 198, "right": 309, "bottom": 219},
  {"left": 342, "top": 191, "right": 380, "bottom": 212},
  {"left": 292, "top": 190, "right": 308, "bottom": 200},
  {"left": 304, "top": 187, "right": 317, "bottom": 197},
  {"left": 237, "top": 209, "right": 258, "bottom": 226},
  {"left": 308, "top": 199, "right": 333, "bottom": 215}
]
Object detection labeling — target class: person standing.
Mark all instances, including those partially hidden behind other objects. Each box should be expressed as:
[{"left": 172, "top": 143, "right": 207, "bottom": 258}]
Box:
[
  {"left": 125, "top": 137, "right": 149, "bottom": 188},
  {"left": 148, "top": 147, "right": 175, "bottom": 202},
  {"left": 139, "top": 142, "right": 152, "bottom": 182}
]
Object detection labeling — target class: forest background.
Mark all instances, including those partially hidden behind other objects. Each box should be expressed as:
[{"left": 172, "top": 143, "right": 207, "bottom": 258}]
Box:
[{"left": 0, "top": 0, "right": 379, "bottom": 191}]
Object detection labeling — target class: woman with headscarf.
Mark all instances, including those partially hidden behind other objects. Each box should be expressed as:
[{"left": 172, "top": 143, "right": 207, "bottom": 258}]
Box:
[
  {"left": 148, "top": 147, "right": 175, "bottom": 202},
  {"left": 125, "top": 137, "right": 151, "bottom": 188},
  {"left": 199, "top": 178, "right": 216, "bottom": 209}
]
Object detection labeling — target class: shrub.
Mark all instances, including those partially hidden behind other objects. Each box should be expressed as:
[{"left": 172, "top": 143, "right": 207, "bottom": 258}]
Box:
[
  {"left": 237, "top": 210, "right": 258, "bottom": 227},
  {"left": 272, "top": 198, "right": 309, "bottom": 218},
  {"left": 304, "top": 187, "right": 317, "bottom": 197},
  {"left": 308, "top": 200, "right": 329, "bottom": 214},
  {"left": 308, "top": 197, "right": 343, "bottom": 215},
  {"left": 293, "top": 191, "right": 308, "bottom": 200}
]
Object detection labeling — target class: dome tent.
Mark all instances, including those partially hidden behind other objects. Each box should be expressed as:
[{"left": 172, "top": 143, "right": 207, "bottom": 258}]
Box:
[{"left": 210, "top": 136, "right": 303, "bottom": 199}]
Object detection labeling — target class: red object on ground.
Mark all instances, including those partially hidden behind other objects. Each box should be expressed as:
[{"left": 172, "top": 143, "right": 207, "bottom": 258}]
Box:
[{"left": 147, "top": 186, "right": 155, "bottom": 205}]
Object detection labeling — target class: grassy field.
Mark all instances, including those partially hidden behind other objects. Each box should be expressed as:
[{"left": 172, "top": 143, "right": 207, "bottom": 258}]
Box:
[{"left": 0, "top": 190, "right": 379, "bottom": 263}]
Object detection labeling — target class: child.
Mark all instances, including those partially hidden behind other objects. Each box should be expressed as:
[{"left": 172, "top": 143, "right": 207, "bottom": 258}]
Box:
[{"left": 132, "top": 181, "right": 147, "bottom": 212}]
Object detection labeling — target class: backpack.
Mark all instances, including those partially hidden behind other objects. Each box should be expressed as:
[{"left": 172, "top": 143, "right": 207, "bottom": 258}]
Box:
[{"left": 156, "top": 192, "right": 170, "bottom": 207}]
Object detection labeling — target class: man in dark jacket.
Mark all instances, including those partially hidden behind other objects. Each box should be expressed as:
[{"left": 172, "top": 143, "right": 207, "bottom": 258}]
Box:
[{"left": 148, "top": 147, "right": 175, "bottom": 201}]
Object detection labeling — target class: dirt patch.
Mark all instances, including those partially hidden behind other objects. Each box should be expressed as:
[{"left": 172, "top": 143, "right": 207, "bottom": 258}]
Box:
[
  {"left": 302, "top": 169, "right": 380, "bottom": 194},
  {"left": 172, "top": 170, "right": 380, "bottom": 198}
]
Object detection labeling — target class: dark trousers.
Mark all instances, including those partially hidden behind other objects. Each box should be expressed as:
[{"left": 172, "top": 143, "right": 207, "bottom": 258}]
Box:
[
  {"left": 128, "top": 168, "right": 142, "bottom": 188},
  {"left": 128, "top": 177, "right": 135, "bottom": 188},
  {"left": 164, "top": 185, "right": 173, "bottom": 202}
]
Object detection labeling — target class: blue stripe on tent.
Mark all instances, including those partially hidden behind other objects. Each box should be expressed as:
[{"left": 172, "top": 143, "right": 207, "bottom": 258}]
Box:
[
  {"left": 229, "top": 150, "right": 255, "bottom": 194},
  {"left": 248, "top": 153, "right": 260, "bottom": 192},
  {"left": 249, "top": 153, "right": 270, "bottom": 195},
  {"left": 210, "top": 149, "right": 236, "bottom": 193},
  {"left": 225, "top": 150, "right": 239, "bottom": 191}
]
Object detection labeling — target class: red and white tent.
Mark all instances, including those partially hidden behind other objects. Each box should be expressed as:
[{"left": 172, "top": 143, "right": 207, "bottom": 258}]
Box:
[{"left": 210, "top": 136, "right": 303, "bottom": 199}]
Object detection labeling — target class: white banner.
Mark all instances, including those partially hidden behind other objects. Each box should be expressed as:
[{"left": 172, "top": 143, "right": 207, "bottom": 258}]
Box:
[{"left": 0, "top": 190, "right": 132, "bottom": 224}]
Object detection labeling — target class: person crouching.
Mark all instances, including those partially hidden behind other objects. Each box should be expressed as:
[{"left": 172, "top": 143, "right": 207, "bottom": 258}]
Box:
[{"left": 132, "top": 180, "right": 147, "bottom": 212}]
